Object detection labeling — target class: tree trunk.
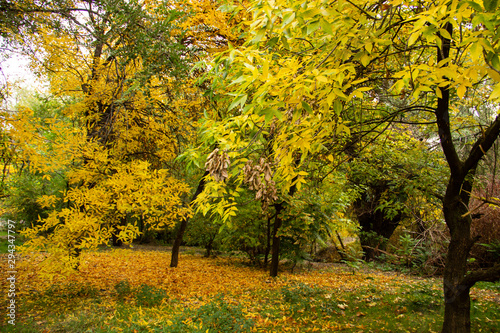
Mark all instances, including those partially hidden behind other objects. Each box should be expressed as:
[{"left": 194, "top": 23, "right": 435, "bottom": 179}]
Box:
[
  {"left": 352, "top": 184, "right": 402, "bottom": 261},
  {"left": 170, "top": 171, "right": 209, "bottom": 267},
  {"left": 357, "top": 209, "right": 401, "bottom": 261},
  {"left": 435, "top": 22, "right": 475, "bottom": 333},
  {"left": 269, "top": 176, "right": 298, "bottom": 277},
  {"left": 270, "top": 203, "right": 284, "bottom": 277},
  {"left": 264, "top": 214, "right": 271, "bottom": 267},
  {"left": 441, "top": 195, "right": 473, "bottom": 333},
  {"left": 434, "top": 20, "right": 500, "bottom": 331},
  {"left": 170, "top": 216, "right": 189, "bottom": 267},
  {"left": 204, "top": 235, "right": 215, "bottom": 258}
]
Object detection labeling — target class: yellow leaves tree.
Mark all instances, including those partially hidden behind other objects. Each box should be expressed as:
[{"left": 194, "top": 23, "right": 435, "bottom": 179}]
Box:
[
  {"left": 192, "top": 1, "right": 500, "bottom": 331},
  {"left": 2, "top": 0, "right": 207, "bottom": 272}
]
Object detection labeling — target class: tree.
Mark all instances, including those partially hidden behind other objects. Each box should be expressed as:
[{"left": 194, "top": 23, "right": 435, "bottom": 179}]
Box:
[
  {"left": 2, "top": 0, "right": 199, "bottom": 272},
  {"left": 168, "top": 0, "right": 248, "bottom": 268},
  {"left": 0, "top": 93, "right": 69, "bottom": 226},
  {"left": 347, "top": 129, "right": 446, "bottom": 261},
  {"left": 196, "top": 0, "right": 500, "bottom": 331}
]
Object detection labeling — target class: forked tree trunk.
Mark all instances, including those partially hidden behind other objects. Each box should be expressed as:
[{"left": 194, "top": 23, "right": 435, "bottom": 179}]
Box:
[
  {"left": 352, "top": 182, "right": 403, "bottom": 261},
  {"left": 357, "top": 207, "right": 402, "bottom": 261},
  {"left": 435, "top": 21, "right": 500, "bottom": 333}
]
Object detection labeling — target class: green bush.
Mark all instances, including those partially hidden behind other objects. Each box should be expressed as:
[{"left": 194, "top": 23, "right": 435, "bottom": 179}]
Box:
[
  {"left": 166, "top": 295, "right": 254, "bottom": 333},
  {"left": 135, "top": 284, "right": 167, "bottom": 307},
  {"left": 114, "top": 280, "right": 133, "bottom": 301}
]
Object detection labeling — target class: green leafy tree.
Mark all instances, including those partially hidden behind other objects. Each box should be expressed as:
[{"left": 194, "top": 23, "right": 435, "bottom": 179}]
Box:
[
  {"left": 347, "top": 129, "right": 446, "bottom": 261},
  {"left": 196, "top": 0, "right": 500, "bottom": 331}
]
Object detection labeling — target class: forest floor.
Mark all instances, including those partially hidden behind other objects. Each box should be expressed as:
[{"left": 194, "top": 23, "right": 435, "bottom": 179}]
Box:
[{"left": 0, "top": 246, "right": 499, "bottom": 332}]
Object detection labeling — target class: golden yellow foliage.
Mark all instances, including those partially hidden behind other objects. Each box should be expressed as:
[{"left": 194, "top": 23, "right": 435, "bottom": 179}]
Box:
[{"left": 3, "top": 0, "right": 212, "bottom": 273}]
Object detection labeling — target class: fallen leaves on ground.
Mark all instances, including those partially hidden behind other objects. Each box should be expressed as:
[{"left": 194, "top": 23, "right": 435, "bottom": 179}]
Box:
[{"left": 1, "top": 249, "right": 498, "bottom": 332}]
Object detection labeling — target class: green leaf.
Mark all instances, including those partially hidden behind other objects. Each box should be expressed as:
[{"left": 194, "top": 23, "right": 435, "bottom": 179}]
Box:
[
  {"left": 253, "top": 28, "right": 267, "bottom": 44},
  {"left": 491, "top": 54, "right": 500, "bottom": 71},
  {"left": 301, "top": 101, "right": 313, "bottom": 113},
  {"left": 302, "top": 8, "right": 321, "bottom": 18},
  {"left": 261, "top": 108, "right": 283, "bottom": 122},
  {"left": 466, "top": 1, "right": 483, "bottom": 12},
  {"left": 281, "top": 36, "right": 290, "bottom": 50},
  {"left": 307, "top": 20, "right": 321, "bottom": 35},
  {"left": 282, "top": 12, "right": 296, "bottom": 26},
  {"left": 484, "top": 0, "right": 499, "bottom": 12},
  {"left": 320, "top": 19, "right": 333, "bottom": 35},
  {"left": 333, "top": 100, "right": 342, "bottom": 113},
  {"left": 229, "top": 94, "right": 248, "bottom": 110}
]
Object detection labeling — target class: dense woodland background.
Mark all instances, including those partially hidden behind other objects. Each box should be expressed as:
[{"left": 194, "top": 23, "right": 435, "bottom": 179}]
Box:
[{"left": 0, "top": 0, "right": 499, "bottom": 332}]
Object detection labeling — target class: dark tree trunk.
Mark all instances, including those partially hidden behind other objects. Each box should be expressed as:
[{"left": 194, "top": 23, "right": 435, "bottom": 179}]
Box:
[
  {"left": 170, "top": 171, "right": 209, "bottom": 268},
  {"left": 357, "top": 208, "right": 401, "bottom": 261},
  {"left": 352, "top": 182, "right": 403, "bottom": 261},
  {"left": 170, "top": 217, "right": 188, "bottom": 267},
  {"left": 435, "top": 22, "right": 500, "bottom": 333},
  {"left": 204, "top": 235, "right": 215, "bottom": 258},
  {"left": 264, "top": 214, "right": 271, "bottom": 267},
  {"left": 437, "top": 22, "right": 474, "bottom": 332},
  {"left": 269, "top": 176, "right": 298, "bottom": 277},
  {"left": 441, "top": 192, "right": 473, "bottom": 333},
  {"left": 270, "top": 203, "right": 284, "bottom": 277}
]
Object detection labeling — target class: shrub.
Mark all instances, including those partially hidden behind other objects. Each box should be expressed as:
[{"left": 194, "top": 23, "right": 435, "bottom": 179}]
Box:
[
  {"left": 167, "top": 295, "right": 254, "bottom": 333},
  {"left": 470, "top": 180, "right": 500, "bottom": 268},
  {"left": 114, "top": 280, "right": 133, "bottom": 301},
  {"left": 135, "top": 284, "right": 167, "bottom": 307}
]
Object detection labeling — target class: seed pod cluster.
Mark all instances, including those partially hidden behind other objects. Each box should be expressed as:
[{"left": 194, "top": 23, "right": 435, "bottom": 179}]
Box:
[
  {"left": 243, "top": 157, "right": 277, "bottom": 210},
  {"left": 205, "top": 148, "right": 230, "bottom": 182}
]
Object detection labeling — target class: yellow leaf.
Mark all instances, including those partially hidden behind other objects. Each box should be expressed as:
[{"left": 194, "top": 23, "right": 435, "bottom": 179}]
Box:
[
  {"left": 408, "top": 32, "right": 420, "bottom": 46},
  {"left": 489, "top": 84, "right": 500, "bottom": 101},
  {"left": 456, "top": 84, "right": 467, "bottom": 99},
  {"left": 469, "top": 43, "right": 483, "bottom": 62},
  {"left": 486, "top": 68, "right": 500, "bottom": 82},
  {"left": 316, "top": 75, "right": 329, "bottom": 83},
  {"left": 436, "top": 87, "right": 443, "bottom": 99}
]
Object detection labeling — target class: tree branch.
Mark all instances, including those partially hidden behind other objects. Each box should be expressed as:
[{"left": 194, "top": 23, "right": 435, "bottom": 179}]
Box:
[
  {"left": 435, "top": 22, "right": 463, "bottom": 177},
  {"left": 462, "top": 263, "right": 500, "bottom": 289},
  {"left": 464, "top": 114, "right": 500, "bottom": 174}
]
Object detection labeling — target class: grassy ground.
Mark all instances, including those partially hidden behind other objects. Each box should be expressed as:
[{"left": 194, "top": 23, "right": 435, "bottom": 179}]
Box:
[{"left": 0, "top": 249, "right": 498, "bottom": 332}]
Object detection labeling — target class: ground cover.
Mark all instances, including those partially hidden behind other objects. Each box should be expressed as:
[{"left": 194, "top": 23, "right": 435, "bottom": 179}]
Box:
[{"left": 0, "top": 249, "right": 498, "bottom": 332}]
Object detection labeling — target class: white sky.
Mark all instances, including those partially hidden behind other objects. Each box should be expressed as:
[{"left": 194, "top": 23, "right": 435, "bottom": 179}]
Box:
[{"left": 1, "top": 53, "right": 48, "bottom": 108}]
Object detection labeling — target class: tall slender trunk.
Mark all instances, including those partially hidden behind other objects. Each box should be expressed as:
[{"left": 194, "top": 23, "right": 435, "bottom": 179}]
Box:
[
  {"left": 433, "top": 21, "right": 472, "bottom": 333},
  {"left": 270, "top": 203, "right": 284, "bottom": 277},
  {"left": 170, "top": 171, "right": 209, "bottom": 267},
  {"left": 264, "top": 214, "right": 271, "bottom": 267},
  {"left": 269, "top": 177, "right": 298, "bottom": 277}
]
